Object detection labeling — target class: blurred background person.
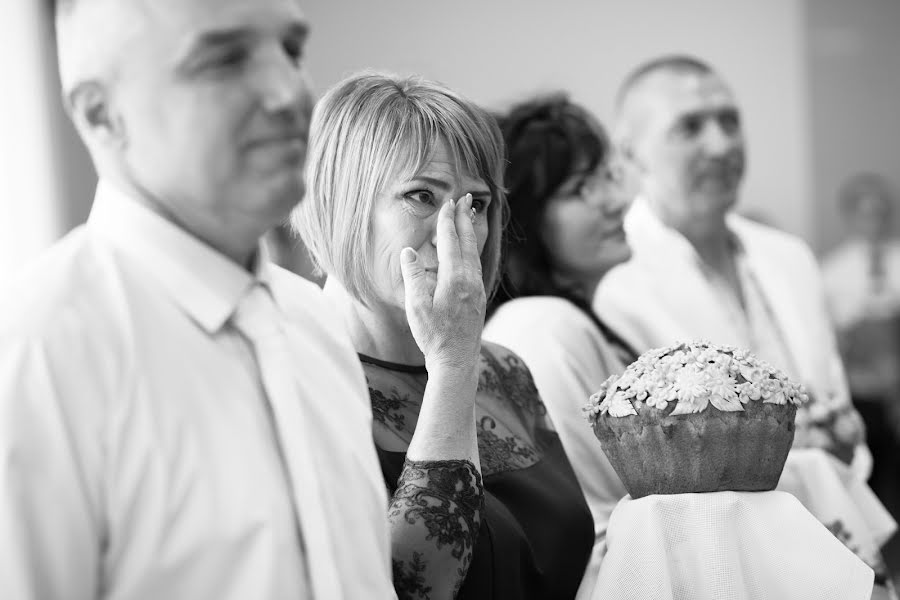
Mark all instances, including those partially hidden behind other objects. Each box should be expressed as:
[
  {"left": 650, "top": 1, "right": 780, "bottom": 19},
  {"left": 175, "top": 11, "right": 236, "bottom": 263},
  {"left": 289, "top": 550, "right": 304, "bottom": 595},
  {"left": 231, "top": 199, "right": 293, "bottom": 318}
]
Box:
[
  {"left": 294, "top": 72, "right": 593, "bottom": 600},
  {"left": 593, "top": 54, "right": 897, "bottom": 592},
  {"left": 823, "top": 171, "right": 900, "bottom": 516},
  {"left": 482, "top": 94, "right": 633, "bottom": 596},
  {"left": 595, "top": 53, "right": 868, "bottom": 471}
]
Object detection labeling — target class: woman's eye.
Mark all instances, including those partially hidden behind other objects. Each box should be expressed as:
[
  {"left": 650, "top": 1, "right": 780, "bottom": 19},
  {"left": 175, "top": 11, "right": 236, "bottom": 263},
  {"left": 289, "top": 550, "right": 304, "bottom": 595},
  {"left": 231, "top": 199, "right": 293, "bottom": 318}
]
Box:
[
  {"left": 472, "top": 198, "right": 488, "bottom": 213},
  {"left": 404, "top": 190, "right": 435, "bottom": 205}
]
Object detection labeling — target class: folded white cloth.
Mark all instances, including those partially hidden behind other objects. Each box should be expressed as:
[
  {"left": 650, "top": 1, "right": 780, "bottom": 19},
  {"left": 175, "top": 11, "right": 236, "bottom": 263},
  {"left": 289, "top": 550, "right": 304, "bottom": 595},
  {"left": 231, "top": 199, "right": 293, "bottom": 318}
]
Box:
[
  {"left": 590, "top": 491, "right": 873, "bottom": 600},
  {"left": 779, "top": 448, "right": 897, "bottom": 561}
]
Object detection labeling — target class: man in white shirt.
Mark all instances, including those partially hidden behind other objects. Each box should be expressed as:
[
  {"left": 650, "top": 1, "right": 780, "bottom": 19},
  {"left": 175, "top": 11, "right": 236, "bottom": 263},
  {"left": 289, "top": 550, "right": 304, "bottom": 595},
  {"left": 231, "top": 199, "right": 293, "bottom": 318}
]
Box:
[
  {"left": 594, "top": 54, "right": 896, "bottom": 591},
  {"left": 0, "top": 1, "right": 394, "bottom": 599},
  {"left": 595, "top": 54, "right": 867, "bottom": 467}
]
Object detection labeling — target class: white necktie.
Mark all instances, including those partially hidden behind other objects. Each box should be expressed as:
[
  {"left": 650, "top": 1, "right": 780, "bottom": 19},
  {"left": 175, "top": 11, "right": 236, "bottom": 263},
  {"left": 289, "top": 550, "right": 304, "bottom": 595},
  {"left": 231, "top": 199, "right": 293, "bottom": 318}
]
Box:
[{"left": 232, "top": 283, "right": 342, "bottom": 599}]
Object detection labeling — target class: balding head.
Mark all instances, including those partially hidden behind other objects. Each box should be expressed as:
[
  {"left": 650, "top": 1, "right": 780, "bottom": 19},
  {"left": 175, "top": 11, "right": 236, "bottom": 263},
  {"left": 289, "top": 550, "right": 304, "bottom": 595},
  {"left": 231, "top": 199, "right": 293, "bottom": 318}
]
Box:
[
  {"left": 614, "top": 55, "right": 716, "bottom": 149},
  {"left": 613, "top": 55, "right": 745, "bottom": 236},
  {"left": 55, "top": 0, "right": 146, "bottom": 104},
  {"left": 54, "top": 0, "right": 315, "bottom": 265}
]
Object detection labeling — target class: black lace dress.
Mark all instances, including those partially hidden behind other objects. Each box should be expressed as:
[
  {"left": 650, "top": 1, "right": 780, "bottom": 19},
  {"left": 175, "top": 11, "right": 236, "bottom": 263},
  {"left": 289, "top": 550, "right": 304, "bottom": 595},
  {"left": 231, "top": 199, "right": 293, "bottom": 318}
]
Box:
[{"left": 363, "top": 341, "right": 593, "bottom": 600}]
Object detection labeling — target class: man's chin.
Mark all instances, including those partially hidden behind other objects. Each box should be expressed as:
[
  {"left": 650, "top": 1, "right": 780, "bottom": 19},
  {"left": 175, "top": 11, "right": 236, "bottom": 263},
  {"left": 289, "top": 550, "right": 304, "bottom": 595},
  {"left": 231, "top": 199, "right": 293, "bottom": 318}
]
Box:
[{"left": 695, "top": 184, "right": 739, "bottom": 211}]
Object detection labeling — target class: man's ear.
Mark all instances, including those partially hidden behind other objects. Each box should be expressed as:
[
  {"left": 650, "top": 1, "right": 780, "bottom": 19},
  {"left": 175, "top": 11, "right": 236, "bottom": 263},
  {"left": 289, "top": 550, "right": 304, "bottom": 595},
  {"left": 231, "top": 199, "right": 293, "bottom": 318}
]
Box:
[{"left": 67, "top": 81, "right": 126, "bottom": 149}]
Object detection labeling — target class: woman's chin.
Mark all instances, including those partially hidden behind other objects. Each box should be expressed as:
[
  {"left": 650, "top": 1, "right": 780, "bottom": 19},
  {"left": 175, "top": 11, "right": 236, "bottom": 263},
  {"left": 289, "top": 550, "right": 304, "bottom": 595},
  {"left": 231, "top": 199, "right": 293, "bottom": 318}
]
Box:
[{"left": 598, "top": 238, "right": 633, "bottom": 272}]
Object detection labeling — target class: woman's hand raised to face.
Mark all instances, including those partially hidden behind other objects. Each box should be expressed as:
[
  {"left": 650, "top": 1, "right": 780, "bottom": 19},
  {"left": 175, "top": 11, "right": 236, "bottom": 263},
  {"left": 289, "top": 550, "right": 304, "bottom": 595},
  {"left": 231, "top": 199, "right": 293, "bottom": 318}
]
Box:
[{"left": 400, "top": 193, "right": 486, "bottom": 373}]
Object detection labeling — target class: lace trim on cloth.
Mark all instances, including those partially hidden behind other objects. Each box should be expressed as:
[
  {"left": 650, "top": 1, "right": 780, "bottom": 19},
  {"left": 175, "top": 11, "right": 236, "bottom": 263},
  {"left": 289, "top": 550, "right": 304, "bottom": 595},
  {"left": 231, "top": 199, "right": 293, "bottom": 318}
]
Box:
[
  {"left": 825, "top": 519, "right": 891, "bottom": 587},
  {"left": 389, "top": 458, "right": 484, "bottom": 600}
]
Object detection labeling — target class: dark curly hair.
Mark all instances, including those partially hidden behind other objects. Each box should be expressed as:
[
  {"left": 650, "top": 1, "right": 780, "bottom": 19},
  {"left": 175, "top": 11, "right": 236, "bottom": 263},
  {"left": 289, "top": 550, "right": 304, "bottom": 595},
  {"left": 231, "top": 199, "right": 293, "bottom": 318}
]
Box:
[
  {"left": 488, "top": 94, "right": 636, "bottom": 358},
  {"left": 491, "top": 94, "right": 607, "bottom": 305}
]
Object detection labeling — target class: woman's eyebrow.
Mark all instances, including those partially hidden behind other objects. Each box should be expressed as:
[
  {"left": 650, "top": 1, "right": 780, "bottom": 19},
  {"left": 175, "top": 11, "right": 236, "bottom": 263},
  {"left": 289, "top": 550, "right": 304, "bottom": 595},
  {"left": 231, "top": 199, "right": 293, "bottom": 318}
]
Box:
[{"left": 408, "top": 176, "right": 451, "bottom": 191}]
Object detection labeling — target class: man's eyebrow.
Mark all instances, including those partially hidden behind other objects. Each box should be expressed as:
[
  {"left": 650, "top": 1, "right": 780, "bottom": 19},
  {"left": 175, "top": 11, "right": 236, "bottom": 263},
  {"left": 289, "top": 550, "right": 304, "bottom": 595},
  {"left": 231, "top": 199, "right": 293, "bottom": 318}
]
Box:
[
  {"left": 177, "top": 19, "right": 310, "bottom": 64},
  {"left": 179, "top": 28, "right": 253, "bottom": 63}
]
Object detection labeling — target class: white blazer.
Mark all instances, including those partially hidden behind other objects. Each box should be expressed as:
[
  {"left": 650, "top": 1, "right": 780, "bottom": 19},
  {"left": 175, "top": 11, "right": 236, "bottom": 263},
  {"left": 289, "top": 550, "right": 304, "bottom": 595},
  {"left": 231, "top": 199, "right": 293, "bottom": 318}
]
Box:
[
  {"left": 594, "top": 198, "right": 850, "bottom": 412},
  {"left": 593, "top": 198, "right": 873, "bottom": 477}
]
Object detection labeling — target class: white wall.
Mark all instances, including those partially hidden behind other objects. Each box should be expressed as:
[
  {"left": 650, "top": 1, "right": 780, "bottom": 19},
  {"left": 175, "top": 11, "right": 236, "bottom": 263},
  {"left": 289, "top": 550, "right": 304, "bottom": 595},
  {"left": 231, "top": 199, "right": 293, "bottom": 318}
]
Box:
[
  {"left": 0, "top": 2, "right": 97, "bottom": 276},
  {"left": 807, "top": 0, "right": 900, "bottom": 253},
  {"left": 0, "top": 2, "right": 66, "bottom": 275},
  {"left": 302, "top": 0, "right": 813, "bottom": 241}
]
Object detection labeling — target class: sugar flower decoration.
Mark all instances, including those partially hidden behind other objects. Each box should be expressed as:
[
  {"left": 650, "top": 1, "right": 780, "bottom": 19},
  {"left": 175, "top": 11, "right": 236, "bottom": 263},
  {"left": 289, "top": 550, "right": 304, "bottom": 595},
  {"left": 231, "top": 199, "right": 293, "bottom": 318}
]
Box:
[{"left": 585, "top": 341, "right": 808, "bottom": 423}]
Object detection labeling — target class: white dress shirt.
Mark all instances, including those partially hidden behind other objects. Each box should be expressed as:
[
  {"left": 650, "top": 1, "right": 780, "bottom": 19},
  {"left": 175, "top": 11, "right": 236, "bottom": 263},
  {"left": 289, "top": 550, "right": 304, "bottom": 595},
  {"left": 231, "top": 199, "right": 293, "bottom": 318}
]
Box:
[{"left": 0, "top": 181, "right": 394, "bottom": 600}]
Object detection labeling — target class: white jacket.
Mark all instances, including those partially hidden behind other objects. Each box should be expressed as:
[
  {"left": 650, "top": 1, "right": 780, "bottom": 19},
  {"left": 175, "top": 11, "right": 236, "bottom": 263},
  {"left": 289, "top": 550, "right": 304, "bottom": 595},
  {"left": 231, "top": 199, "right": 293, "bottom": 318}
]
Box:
[{"left": 594, "top": 198, "right": 870, "bottom": 475}]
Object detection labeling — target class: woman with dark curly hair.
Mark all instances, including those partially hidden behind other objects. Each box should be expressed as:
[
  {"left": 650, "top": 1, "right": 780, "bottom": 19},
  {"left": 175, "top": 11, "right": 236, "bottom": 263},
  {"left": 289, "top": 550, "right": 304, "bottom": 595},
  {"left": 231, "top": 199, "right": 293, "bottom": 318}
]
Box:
[{"left": 484, "top": 94, "right": 636, "bottom": 590}]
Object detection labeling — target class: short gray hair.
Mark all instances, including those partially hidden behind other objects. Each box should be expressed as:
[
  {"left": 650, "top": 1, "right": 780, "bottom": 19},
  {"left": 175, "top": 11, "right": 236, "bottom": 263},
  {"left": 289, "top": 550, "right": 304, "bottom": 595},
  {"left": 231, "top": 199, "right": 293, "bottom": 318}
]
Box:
[
  {"left": 293, "top": 71, "right": 506, "bottom": 306},
  {"left": 615, "top": 54, "right": 716, "bottom": 113}
]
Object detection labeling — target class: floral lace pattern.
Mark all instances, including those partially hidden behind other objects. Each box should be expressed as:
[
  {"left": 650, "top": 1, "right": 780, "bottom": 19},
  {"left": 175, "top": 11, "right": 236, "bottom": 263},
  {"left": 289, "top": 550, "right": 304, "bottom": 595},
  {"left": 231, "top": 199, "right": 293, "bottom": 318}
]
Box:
[
  {"left": 370, "top": 385, "right": 411, "bottom": 432},
  {"left": 477, "top": 416, "right": 540, "bottom": 475},
  {"left": 389, "top": 459, "right": 484, "bottom": 600},
  {"left": 364, "top": 346, "right": 548, "bottom": 476},
  {"left": 478, "top": 349, "right": 547, "bottom": 420},
  {"left": 363, "top": 345, "right": 554, "bottom": 597}
]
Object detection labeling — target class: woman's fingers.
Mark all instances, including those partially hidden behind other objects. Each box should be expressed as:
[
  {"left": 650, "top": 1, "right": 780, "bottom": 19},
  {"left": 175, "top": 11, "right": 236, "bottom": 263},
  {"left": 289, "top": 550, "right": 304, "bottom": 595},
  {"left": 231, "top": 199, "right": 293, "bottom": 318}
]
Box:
[
  {"left": 454, "top": 193, "right": 483, "bottom": 277},
  {"left": 400, "top": 247, "right": 434, "bottom": 313},
  {"left": 435, "top": 197, "right": 462, "bottom": 288}
]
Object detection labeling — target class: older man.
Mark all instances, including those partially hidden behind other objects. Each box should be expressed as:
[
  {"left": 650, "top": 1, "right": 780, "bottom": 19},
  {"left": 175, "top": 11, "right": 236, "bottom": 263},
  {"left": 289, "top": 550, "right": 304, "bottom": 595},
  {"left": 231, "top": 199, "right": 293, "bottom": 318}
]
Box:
[
  {"left": 593, "top": 55, "right": 900, "bottom": 588},
  {"left": 595, "top": 55, "right": 867, "bottom": 465},
  {"left": 0, "top": 1, "right": 394, "bottom": 598}
]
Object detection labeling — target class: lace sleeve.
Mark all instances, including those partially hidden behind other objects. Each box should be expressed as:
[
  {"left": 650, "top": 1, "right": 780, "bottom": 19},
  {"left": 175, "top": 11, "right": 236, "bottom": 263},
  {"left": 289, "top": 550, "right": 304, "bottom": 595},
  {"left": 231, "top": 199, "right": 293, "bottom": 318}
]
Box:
[{"left": 388, "top": 458, "right": 484, "bottom": 600}]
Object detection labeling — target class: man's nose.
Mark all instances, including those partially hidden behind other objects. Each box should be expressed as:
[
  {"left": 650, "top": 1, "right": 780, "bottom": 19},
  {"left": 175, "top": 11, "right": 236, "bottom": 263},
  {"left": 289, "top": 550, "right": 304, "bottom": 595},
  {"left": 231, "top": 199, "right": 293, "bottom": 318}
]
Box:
[{"left": 257, "top": 53, "right": 312, "bottom": 117}]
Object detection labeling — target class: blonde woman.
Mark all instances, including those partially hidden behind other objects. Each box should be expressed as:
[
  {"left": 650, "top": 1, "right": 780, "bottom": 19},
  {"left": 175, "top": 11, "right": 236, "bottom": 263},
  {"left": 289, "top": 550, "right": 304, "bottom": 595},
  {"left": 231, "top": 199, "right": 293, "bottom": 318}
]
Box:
[{"left": 294, "top": 73, "right": 592, "bottom": 599}]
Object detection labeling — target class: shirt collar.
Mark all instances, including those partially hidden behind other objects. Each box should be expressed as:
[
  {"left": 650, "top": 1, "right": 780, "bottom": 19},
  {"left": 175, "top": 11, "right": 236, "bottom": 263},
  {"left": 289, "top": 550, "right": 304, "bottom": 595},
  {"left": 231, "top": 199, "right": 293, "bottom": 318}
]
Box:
[
  {"left": 628, "top": 196, "right": 746, "bottom": 270},
  {"left": 87, "top": 179, "right": 273, "bottom": 334}
]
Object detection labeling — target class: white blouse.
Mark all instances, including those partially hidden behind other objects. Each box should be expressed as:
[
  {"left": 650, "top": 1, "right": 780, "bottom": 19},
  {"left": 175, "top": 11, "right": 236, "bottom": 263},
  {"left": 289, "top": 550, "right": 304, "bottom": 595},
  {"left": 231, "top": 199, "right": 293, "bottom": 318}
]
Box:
[{"left": 484, "top": 296, "right": 629, "bottom": 597}]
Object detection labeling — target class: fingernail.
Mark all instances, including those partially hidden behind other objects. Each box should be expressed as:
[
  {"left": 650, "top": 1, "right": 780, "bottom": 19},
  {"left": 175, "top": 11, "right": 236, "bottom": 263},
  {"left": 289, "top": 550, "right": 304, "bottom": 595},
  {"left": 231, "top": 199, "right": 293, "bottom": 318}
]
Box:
[
  {"left": 466, "top": 193, "right": 473, "bottom": 208},
  {"left": 450, "top": 198, "right": 456, "bottom": 209},
  {"left": 401, "top": 247, "right": 417, "bottom": 264}
]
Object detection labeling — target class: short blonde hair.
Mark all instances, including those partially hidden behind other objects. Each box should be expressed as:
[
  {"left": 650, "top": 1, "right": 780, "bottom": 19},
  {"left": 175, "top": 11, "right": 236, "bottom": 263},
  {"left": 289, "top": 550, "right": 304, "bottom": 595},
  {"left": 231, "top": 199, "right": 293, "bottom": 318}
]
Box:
[{"left": 293, "top": 71, "right": 506, "bottom": 306}]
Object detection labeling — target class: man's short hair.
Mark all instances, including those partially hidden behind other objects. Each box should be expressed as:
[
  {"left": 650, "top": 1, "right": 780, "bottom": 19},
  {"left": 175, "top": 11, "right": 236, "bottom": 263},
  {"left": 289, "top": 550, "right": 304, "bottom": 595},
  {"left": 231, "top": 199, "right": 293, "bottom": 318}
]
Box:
[
  {"left": 615, "top": 54, "right": 716, "bottom": 113},
  {"left": 292, "top": 71, "right": 507, "bottom": 306}
]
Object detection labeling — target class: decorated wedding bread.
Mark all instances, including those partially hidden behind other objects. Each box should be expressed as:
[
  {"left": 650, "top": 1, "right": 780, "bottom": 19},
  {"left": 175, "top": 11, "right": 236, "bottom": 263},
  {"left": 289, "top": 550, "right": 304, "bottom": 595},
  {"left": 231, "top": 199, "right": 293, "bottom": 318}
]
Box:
[{"left": 585, "top": 341, "right": 808, "bottom": 499}]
